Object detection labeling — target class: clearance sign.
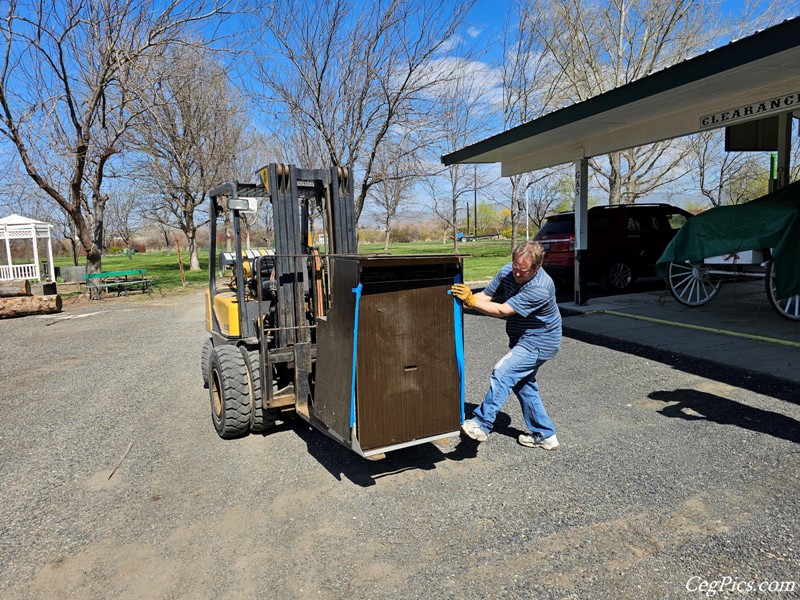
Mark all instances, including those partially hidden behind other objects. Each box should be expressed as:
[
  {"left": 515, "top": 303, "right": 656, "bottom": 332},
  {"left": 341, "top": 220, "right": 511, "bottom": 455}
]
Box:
[{"left": 700, "top": 92, "right": 800, "bottom": 129}]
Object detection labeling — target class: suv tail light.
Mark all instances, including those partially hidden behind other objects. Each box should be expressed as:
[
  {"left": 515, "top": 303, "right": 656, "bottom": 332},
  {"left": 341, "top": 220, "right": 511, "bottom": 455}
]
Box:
[{"left": 542, "top": 235, "right": 575, "bottom": 253}]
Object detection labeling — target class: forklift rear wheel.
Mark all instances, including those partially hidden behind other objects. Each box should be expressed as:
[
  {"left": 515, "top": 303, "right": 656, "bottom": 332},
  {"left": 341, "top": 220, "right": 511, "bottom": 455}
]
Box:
[
  {"left": 241, "top": 348, "right": 278, "bottom": 433},
  {"left": 209, "top": 346, "right": 251, "bottom": 438},
  {"left": 201, "top": 338, "right": 213, "bottom": 388}
]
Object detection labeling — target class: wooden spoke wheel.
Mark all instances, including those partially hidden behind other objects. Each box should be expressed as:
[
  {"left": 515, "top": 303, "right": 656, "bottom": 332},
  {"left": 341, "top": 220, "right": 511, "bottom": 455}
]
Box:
[
  {"left": 765, "top": 261, "right": 800, "bottom": 321},
  {"left": 667, "top": 260, "right": 722, "bottom": 307}
]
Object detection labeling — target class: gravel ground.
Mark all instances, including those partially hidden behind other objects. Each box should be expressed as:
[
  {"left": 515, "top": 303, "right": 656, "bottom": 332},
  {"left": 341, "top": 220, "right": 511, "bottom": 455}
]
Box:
[{"left": 0, "top": 290, "right": 798, "bottom": 599}]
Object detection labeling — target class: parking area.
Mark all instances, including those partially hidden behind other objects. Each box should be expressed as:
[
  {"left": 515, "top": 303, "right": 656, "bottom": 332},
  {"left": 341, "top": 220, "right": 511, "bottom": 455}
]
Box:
[
  {"left": 0, "top": 290, "right": 797, "bottom": 599},
  {"left": 559, "top": 278, "right": 800, "bottom": 386}
]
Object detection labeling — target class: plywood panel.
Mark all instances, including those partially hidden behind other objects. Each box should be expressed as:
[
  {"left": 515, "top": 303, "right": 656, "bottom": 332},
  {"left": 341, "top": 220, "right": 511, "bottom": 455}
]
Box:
[
  {"left": 312, "top": 258, "right": 360, "bottom": 443},
  {"left": 356, "top": 282, "right": 460, "bottom": 450}
]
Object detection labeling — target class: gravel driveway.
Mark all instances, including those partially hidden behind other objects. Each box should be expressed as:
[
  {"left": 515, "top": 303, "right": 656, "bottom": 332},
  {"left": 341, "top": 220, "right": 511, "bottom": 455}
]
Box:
[{"left": 1, "top": 290, "right": 797, "bottom": 599}]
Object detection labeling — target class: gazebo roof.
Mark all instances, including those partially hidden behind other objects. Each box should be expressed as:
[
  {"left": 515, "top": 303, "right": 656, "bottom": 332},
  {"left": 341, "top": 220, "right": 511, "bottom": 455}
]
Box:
[{"left": 0, "top": 214, "right": 53, "bottom": 239}]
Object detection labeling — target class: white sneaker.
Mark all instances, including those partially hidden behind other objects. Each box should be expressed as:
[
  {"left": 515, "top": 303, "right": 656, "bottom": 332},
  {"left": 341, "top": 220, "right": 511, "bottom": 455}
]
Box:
[
  {"left": 461, "top": 419, "right": 488, "bottom": 442},
  {"left": 518, "top": 433, "right": 559, "bottom": 450}
]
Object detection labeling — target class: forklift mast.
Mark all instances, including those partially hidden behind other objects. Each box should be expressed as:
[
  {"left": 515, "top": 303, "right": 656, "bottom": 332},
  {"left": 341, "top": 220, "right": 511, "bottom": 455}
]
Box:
[{"left": 207, "top": 163, "right": 356, "bottom": 344}]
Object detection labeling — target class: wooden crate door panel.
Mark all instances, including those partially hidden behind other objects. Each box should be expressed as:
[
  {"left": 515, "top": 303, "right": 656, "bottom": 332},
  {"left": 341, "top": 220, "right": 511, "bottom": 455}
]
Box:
[
  {"left": 356, "top": 284, "right": 460, "bottom": 450},
  {"left": 312, "top": 259, "right": 360, "bottom": 443}
]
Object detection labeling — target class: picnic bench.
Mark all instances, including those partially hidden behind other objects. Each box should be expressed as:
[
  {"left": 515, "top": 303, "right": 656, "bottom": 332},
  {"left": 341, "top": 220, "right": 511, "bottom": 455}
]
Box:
[
  {"left": 84, "top": 269, "right": 155, "bottom": 297},
  {"left": 463, "top": 234, "right": 501, "bottom": 242}
]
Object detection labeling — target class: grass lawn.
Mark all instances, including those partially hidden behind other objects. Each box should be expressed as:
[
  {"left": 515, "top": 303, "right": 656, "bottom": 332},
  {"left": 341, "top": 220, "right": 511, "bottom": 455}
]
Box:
[
  {"left": 53, "top": 251, "right": 210, "bottom": 293},
  {"left": 358, "top": 240, "right": 512, "bottom": 282},
  {"left": 53, "top": 239, "right": 513, "bottom": 294}
]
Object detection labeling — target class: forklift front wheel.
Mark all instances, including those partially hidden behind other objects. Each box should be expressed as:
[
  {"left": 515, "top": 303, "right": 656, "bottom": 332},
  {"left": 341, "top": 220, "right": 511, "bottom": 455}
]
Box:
[
  {"left": 201, "top": 338, "right": 213, "bottom": 388},
  {"left": 241, "top": 348, "right": 278, "bottom": 433},
  {"left": 209, "top": 346, "right": 251, "bottom": 439}
]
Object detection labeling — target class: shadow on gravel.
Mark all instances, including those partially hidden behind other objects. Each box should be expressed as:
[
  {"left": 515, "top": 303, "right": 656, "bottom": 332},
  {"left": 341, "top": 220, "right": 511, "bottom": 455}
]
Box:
[
  {"left": 291, "top": 421, "right": 481, "bottom": 487},
  {"left": 650, "top": 389, "right": 800, "bottom": 444},
  {"left": 484, "top": 411, "right": 527, "bottom": 441}
]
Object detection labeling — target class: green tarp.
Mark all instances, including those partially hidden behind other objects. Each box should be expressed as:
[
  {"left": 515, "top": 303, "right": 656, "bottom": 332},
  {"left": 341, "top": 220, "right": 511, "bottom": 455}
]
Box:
[{"left": 655, "top": 180, "right": 800, "bottom": 299}]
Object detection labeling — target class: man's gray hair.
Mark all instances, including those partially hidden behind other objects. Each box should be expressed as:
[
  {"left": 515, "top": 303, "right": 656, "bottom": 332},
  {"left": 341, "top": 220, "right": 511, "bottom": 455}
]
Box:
[{"left": 512, "top": 241, "right": 545, "bottom": 268}]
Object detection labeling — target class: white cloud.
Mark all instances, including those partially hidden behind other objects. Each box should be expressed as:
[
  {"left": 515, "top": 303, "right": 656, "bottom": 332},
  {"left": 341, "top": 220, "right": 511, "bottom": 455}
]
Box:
[
  {"left": 415, "top": 56, "right": 503, "bottom": 107},
  {"left": 438, "top": 35, "right": 463, "bottom": 53}
]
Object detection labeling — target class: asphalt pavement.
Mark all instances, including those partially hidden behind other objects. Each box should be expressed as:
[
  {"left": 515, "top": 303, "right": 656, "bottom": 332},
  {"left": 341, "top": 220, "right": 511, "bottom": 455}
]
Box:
[
  {"left": 0, "top": 288, "right": 798, "bottom": 599},
  {"left": 557, "top": 278, "right": 800, "bottom": 389}
]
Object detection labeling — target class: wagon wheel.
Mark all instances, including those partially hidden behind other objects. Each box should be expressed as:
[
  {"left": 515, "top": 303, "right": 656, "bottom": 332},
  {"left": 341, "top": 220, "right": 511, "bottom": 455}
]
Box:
[
  {"left": 765, "top": 261, "right": 800, "bottom": 321},
  {"left": 667, "top": 260, "right": 722, "bottom": 307}
]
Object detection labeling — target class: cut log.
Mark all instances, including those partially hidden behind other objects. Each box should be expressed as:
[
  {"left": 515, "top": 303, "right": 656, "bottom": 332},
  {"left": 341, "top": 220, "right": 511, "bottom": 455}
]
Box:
[
  {"left": 0, "top": 279, "right": 32, "bottom": 297},
  {"left": 0, "top": 294, "right": 62, "bottom": 319}
]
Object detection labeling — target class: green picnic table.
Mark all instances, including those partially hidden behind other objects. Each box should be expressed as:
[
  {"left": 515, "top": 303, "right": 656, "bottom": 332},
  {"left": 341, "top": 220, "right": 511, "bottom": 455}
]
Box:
[{"left": 84, "top": 269, "right": 154, "bottom": 297}]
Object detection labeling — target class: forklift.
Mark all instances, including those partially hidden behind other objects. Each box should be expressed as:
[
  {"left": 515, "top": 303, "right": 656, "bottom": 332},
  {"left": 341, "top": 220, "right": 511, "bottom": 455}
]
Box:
[{"left": 202, "top": 163, "right": 466, "bottom": 458}]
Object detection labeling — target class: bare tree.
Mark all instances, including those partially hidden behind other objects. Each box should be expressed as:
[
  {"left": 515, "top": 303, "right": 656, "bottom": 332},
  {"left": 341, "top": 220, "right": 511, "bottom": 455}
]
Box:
[
  {"left": 140, "top": 204, "right": 177, "bottom": 251},
  {"left": 0, "top": 160, "right": 83, "bottom": 264},
  {"left": 420, "top": 51, "right": 498, "bottom": 251},
  {"left": 500, "top": 0, "right": 564, "bottom": 246},
  {"left": 682, "top": 131, "right": 754, "bottom": 206},
  {"left": 0, "top": 0, "right": 228, "bottom": 277},
  {"left": 253, "top": 0, "right": 475, "bottom": 223},
  {"left": 724, "top": 157, "right": 771, "bottom": 204},
  {"left": 681, "top": 1, "right": 799, "bottom": 206},
  {"left": 524, "top": 175, "right": 573, "bottom": 233},
  {"left": 105, "top": 190, "right": 140, "bottom": 258},
  {"left": 368, "top": 139, "right": 423, "bottom": 250},
  {"left": 537, "top": 0, "right": 717, "bottom": 204},
  {"left": 428, "top": 162, "right": 496, "bottom": 251},
  {"left": 131, "top": 44, "right": 247, "bottom": 270},
  {"left": 231, "top": 132, "right": 284, "bottom": 251}
]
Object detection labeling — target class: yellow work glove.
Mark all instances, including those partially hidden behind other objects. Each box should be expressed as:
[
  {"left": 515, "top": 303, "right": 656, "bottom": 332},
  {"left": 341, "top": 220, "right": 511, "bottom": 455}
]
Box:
[{"left": 451, "top": 283, "right": 476, "bottom": 308}]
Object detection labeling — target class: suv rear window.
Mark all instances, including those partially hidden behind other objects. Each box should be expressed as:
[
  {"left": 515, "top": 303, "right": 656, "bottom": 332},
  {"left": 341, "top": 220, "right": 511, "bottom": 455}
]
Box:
[
  {"left": 538, "top": 217, "right": 573, "bottom": 235},
  {"left": 589, "top": 216, "right": 612, "bottom": 231},
  {"left": 665, "top": 212, "right": 689, "bottom": 229}
]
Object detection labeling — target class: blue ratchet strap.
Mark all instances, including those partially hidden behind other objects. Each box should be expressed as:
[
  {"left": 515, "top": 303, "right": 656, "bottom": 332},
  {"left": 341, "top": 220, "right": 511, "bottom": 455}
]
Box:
[
  {"left": 451, "top": 275, "right": 466, "bottom": 423},
  {"left": 350, "top": 283, "right": 363, "bottom": 428}
]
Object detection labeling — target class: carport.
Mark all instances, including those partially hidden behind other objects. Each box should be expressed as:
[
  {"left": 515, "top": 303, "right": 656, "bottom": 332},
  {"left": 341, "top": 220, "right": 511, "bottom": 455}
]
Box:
[{"left": 442, "top": 17, "right": 800, "bottom": 305}]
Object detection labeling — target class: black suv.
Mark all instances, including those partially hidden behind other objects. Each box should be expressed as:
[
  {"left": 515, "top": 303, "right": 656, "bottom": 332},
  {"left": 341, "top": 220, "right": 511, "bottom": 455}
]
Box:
[{"left": 534, "top": 203, "right": 692, "bottom": 292}]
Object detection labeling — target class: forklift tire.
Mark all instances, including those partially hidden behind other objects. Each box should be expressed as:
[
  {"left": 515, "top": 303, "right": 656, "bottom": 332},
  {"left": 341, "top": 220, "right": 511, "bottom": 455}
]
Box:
[
  {"left": 201, "top": 338, "right": 213, "bottom": 388},
  {"left": 241, "top": 348, "right": 278, "bottom": 433},
  {"left": 209, "top": 346, "right": 251, "bottom": 439}
]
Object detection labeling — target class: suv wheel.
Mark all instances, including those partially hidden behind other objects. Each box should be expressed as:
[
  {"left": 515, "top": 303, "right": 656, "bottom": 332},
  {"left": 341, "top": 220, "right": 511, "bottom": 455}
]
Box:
[{"left": 602, "top": 258, "right": 634, "bottom": 292}]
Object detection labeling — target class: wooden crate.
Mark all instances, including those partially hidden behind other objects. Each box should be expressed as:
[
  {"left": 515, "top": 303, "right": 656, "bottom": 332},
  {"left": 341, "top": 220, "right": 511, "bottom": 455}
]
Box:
[{"left": 313, "top": 255, "right": 463, "bottom": 454}]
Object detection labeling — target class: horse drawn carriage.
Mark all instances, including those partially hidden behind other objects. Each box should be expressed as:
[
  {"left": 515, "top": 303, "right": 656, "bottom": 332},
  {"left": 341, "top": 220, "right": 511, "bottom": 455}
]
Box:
[{"left": 656, "top": 181, "right": 800, "bottom": 321}]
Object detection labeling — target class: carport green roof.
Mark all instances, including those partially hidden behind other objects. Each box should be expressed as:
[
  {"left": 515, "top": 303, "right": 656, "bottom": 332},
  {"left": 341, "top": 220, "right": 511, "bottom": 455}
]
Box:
[{"left": 442, "top": 17, "right": 800, "bottom": 176}]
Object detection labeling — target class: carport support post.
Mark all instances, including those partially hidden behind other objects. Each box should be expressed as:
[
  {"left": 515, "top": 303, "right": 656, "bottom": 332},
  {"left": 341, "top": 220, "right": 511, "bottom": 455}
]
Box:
[
  {"left": 573, "top": 156, "right": 589, "bottom": 305},
  {"left": 776, "top": 112, "right": 792, "bottom": 189}
]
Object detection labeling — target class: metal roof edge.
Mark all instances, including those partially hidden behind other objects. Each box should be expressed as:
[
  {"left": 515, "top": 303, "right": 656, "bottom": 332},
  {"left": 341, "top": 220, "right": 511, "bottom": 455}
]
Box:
[{"left": 442, "top": 16, "right": 800, "bottom": 166}]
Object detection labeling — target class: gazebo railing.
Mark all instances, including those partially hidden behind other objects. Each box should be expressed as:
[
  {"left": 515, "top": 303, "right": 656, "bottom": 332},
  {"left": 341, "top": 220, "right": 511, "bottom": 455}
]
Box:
[{"left": 0, "top": 263, "right": 39, "bottom": 280}]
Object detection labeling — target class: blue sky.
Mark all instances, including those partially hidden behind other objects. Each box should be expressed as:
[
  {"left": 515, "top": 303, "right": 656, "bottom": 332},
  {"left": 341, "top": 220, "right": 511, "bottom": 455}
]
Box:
[{"left": 459, "top": 0, "right": 798, "bottom": 62}]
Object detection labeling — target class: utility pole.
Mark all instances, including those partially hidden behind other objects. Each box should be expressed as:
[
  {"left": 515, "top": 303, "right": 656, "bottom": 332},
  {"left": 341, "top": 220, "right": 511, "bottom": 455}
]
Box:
[
  {"left": 525, "top": 177, "right": 530, "bottom": 241},
  {"left": 473, "top": 165, "right": 477, "bottom": 237}
]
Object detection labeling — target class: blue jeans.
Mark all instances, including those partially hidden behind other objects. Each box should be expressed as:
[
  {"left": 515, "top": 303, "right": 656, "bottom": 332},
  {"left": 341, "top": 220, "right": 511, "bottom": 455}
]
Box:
[{"left": 472, "top": 345, "right": 556, "bottom": 440}]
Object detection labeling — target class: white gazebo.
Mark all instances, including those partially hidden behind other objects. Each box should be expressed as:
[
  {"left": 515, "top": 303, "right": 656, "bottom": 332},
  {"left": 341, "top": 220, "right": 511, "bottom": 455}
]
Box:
[{"left": 0, "top": 214, "right": 56, "bottom": 282}]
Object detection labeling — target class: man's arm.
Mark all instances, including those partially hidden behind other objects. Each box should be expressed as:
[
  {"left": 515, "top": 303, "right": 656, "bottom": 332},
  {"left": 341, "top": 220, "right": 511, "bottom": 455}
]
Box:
[{"left": 471, "top": 291, "right": 517, "bottom": 318}]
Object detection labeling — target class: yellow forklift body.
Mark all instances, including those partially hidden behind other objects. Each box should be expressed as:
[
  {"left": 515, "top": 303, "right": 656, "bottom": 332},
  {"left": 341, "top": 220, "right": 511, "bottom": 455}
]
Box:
[{"left": 205, "top": 289, "right": 240, "bottom": 337}]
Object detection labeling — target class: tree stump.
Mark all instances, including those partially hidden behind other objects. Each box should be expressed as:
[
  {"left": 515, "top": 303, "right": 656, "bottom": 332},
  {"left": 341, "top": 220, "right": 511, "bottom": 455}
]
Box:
[
  {"left": 0, "top": 294, "right": 62, "bottom": 319},
  {"left": 0, "top": 279, "right": 32, "bottom": 297}
]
